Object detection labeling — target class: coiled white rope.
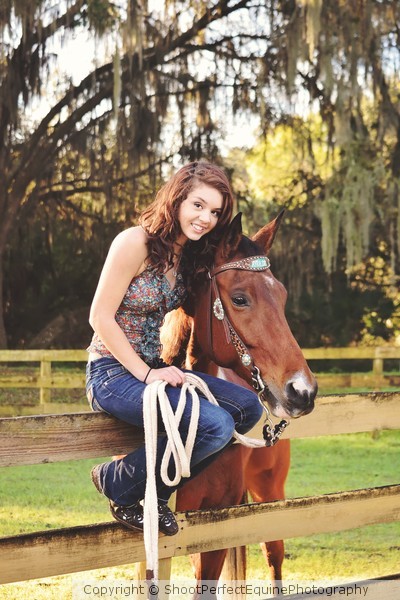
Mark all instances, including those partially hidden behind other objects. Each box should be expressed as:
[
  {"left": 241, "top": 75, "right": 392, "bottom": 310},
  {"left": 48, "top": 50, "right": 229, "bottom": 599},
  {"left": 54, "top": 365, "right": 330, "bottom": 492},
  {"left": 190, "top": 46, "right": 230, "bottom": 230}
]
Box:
[{"left": 142, "top": 372, "right": 266, "bottom": 584}]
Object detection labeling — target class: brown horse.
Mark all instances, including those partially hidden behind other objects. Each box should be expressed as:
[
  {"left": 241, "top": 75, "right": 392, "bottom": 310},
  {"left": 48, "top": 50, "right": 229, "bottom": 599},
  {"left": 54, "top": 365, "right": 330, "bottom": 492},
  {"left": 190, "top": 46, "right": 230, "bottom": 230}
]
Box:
[{"left": 161, "top": 212, "right": 317, "bottom": 592}]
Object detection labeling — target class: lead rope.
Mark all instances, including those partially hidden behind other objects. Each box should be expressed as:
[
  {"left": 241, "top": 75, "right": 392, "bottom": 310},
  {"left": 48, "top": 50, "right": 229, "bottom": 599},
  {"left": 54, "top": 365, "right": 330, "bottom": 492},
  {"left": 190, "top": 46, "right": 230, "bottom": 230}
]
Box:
[{"left": 142, "top": 373, "right": 268, "bottom": 592}]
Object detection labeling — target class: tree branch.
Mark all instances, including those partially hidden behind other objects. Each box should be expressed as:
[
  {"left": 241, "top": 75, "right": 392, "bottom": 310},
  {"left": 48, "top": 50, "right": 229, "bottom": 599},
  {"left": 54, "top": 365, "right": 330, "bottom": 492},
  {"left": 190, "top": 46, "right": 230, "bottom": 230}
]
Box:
[
  {"left": 0, "top": 0, "right": 86, "bottom": 143},
  {"left": 7, "top": 0, "right": 257, "bottom": 194}
]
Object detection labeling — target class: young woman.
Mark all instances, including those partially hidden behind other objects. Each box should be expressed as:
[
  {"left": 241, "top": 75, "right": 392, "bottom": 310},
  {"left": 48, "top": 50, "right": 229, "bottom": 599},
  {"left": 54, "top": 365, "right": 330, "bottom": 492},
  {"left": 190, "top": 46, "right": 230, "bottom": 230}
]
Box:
[{"left": 86, "top": 161, "right": 263, "bottom": 535}]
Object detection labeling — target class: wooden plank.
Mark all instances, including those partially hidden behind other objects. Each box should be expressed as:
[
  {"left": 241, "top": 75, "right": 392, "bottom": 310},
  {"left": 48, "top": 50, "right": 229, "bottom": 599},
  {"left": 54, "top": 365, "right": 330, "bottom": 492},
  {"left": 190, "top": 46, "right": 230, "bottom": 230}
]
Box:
[
  {"left": 0, "top": 373, "right": 397, "bottom": 399},
  {"left": 3, "top": 375, "right": 399, "bottom": 395},
  {"left": 303, "top": 347, "right": 400, "bottom": 360},
  {"left": 316, "top": 373, "right": 352, "bottom": 387},
  {"left": 245, "top": 391, "right": 400, "bottom": 440},
  {"left": 303, "top": 348, "right": 377, "bottom": 359},
  {"left": 302, "top": 346, "right": 400, "bottom": 360},
  {"left": 0, "top": 402, "right": 88, "bottom": 418},
  {"left": 316, "top": 373, "right": 390, "bottom": 389},
  {"left": 1, "top": 372, "right": 395, "bottom": 391},
  {"left": 0, "top": 375, "right": 39, "bottom": 387},
  {"left": 40, "top": 374, "right": 86, "bottom": 388},
  {"left": 0, "top": 485, "right": 398, "bottom": 584},
  {"left": 0, "top": 392, "right": 399, "bottom": 467},
  {"left": 0, "top": 349, "right": 87, "bottom": 362},
  {"left": 0, "top": 347, "right": 400, "bottom": 363},
  {"left": 375, "top": 347, "right": 400, "bottom": 359},
  {"left": 0, "top": 412, "right": 144, "bottom": 466},
  {"left": 373, "top": 358, "right": 384, "bottom": 377},
  {"left": 278, "top": 391, "right": 400, "bottom": 439},
  {"left": 39, "top": 361, "right": 52, "bottom": 404},
  {"left": 0, "top": 374, "right": 86, "bottom": 388}
]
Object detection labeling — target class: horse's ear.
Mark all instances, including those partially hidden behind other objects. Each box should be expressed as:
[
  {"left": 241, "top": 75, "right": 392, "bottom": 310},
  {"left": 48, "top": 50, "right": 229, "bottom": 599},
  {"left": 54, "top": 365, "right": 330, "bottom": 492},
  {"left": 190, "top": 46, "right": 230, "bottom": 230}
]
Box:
[
  {"left": 217, "top": 212, "right": 243, "bottom": 258},
  {"left": 252, "top": 209, "right": 285, "bottom": 253}
]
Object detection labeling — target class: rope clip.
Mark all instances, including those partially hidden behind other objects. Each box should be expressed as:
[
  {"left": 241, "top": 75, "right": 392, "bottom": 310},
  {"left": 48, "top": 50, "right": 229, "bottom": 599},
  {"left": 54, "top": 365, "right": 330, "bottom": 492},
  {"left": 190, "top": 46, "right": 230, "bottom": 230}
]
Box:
[{"left": 262, "top": 418, "right": 289, "bottom": 446}]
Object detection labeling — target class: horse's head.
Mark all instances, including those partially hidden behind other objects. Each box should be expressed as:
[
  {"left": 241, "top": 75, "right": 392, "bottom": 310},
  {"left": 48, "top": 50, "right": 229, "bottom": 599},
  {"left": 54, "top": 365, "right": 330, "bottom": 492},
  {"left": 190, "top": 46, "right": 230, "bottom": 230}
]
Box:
[{"left": 193, "top": 212, "right": 317, "bottom": 419}]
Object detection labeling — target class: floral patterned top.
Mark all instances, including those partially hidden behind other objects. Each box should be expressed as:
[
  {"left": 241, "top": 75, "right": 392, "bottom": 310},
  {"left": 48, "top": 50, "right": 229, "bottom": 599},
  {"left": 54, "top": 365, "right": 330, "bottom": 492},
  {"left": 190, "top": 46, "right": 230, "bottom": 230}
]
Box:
[{"left": 87, "top": 266, "right": 187, "bottom": 367}]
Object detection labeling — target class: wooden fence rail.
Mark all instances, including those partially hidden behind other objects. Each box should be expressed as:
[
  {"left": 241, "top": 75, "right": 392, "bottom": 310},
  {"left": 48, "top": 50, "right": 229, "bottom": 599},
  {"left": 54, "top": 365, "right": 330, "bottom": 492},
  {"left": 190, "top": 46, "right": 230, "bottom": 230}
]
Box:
[
  {"left": 1, "top": 485, "right": 398, "bottom": 585},
  {"left": 1, "top": 391, "right": 399, "bottom": 467},
  {"left": 1, "top": 391, "right": 399, "bottom": 586},
  {"left": 0, "top": 348, "right": 400, "bottom": 407}
]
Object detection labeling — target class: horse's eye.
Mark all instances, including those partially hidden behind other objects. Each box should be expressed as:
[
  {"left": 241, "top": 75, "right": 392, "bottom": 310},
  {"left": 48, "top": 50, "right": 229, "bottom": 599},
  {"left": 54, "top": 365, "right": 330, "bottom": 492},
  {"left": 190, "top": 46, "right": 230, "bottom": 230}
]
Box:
[{"left": 232, "top": 295, "right": 249, "bottom": 307}]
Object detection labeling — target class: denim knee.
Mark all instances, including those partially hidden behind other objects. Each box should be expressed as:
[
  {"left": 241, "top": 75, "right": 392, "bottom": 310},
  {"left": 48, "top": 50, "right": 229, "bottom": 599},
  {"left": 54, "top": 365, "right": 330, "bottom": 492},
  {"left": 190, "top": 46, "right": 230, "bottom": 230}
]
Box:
[
  {"left": 238, "top": 391, "right": 263, "bottom": 434},
  {"left": 199, "top": 407, "right": 235, "bottom": 453}
]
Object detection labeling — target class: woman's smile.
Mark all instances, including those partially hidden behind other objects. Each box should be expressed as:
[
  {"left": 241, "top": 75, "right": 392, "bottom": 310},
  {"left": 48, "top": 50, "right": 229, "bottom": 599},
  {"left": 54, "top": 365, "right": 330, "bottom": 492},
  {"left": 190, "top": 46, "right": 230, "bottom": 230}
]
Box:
[{"left": 191, "top": 222, "right": 207, "bottom": 233}]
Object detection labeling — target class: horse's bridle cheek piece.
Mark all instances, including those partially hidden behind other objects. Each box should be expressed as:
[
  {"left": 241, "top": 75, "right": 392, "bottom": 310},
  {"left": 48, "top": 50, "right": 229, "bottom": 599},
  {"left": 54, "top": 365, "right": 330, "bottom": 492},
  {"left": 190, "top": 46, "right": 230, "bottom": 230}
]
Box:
[{"left": 208, "top": 255, "right": 289, "bottom": 447}]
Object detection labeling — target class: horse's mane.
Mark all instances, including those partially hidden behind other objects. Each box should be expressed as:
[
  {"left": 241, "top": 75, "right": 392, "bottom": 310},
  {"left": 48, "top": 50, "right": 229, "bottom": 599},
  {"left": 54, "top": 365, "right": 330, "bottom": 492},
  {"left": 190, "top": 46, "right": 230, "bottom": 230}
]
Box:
[{"left": 160, "top": 307, "right": 193, "bottom": 367}]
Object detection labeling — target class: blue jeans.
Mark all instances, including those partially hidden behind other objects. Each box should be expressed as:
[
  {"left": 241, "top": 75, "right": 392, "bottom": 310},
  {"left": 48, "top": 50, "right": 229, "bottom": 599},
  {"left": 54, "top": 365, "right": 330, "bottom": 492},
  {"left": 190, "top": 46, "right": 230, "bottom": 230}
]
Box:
[{"left": 86, "top": 357, "right": 262, "bottom": 506}]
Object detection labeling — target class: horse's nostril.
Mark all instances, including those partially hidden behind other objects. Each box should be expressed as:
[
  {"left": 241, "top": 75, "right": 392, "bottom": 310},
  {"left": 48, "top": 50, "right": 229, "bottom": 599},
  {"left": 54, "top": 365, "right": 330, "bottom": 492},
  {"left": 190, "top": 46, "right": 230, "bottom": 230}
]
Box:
[{"left": 285, "top": 379, "right": 317, "bottom": 410}]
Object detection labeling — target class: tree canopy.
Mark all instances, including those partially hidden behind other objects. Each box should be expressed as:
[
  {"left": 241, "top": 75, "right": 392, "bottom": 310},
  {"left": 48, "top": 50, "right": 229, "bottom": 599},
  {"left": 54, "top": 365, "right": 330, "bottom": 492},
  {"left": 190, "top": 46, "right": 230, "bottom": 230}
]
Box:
[{"left": 1, "top": 0, "right": 399, "bottom": 348}]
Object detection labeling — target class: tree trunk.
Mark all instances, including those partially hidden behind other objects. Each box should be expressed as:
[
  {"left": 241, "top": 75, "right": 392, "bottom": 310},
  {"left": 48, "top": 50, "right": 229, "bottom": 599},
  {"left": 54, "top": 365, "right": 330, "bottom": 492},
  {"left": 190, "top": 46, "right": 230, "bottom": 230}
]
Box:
[
  {"left": 0, "top": 189, "right": 22, "bottom": 349},
  {"left": 0, "top": 256, "right": 7, "bottom": 348}
]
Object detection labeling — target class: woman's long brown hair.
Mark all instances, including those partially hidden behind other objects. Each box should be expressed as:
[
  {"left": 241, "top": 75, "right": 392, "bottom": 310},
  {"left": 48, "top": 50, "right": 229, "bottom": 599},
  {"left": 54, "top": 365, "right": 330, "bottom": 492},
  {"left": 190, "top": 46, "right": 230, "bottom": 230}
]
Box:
[{"left": 139, "top": 162, "right": 234, "bottom": 287}]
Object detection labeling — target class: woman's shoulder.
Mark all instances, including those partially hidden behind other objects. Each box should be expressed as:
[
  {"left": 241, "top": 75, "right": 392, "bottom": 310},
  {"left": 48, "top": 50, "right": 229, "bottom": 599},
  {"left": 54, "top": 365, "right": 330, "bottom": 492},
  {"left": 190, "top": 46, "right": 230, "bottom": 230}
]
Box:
[
  {"left": 111, "top": 226, "right": 148, "bottom": 252},
  {"left": 113, "top": 225, "right": 147, "bottom": 243},
  {"left": 108, "top": 226, "right": 148, "bottom": 271}
]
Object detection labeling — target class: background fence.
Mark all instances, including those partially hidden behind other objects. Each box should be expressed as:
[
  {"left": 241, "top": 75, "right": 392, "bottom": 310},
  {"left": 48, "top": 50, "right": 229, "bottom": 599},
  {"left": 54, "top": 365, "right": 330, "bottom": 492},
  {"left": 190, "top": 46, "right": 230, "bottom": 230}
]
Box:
[
  {"left": 0, "top": 348, "right": 400, "bottom": 416},
  {"left": 0, "top": 389, "right": 399, "bottom": 596}
]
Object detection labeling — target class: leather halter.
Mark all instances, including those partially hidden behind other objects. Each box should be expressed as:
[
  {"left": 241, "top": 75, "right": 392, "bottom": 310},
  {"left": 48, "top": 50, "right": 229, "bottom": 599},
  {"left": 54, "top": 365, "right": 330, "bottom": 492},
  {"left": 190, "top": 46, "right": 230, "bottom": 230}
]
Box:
[
  {"left": 206, "top": 254, "right": 289, "bottom": 446},
  {"left": 208, "top": 256, "right": 270, "bottom": 383}
]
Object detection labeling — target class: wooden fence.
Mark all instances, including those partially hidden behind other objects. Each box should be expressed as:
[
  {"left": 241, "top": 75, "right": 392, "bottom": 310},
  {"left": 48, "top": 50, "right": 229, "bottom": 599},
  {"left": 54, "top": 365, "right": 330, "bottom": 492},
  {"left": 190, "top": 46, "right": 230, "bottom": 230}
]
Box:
[
  {"left": 0, "top": 347, "right": 400, "bottom": 415},
  {"left": 1, "top": 390, "right": 399, "bottom": 594},
  {"left": 0, "top": 349, "right": 87, "bottom": 407}
]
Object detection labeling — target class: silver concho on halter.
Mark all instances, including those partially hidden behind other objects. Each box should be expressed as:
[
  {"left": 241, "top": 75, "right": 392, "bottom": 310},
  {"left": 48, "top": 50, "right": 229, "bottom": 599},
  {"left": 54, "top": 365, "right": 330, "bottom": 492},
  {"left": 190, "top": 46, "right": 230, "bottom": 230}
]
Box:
[
  {"left": 213, "top": 298, "right": 225, "bottom": 320},
  {"left": 241, "top": 353, "right": 252, "bottom": 366}
]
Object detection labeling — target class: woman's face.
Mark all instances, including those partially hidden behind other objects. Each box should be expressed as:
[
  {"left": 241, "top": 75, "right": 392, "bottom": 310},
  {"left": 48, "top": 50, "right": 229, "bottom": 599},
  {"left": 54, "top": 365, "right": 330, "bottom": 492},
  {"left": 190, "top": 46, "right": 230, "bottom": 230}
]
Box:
[{"left": 177, "top": 183, "right": 223, "bottom": 245}]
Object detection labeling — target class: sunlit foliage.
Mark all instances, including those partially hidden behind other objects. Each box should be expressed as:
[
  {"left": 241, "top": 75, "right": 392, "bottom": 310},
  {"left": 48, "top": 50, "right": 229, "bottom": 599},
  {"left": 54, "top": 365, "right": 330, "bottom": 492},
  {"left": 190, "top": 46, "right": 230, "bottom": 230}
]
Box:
[{"left": 1, "top": 1, "right": 399, "bottom": 347}]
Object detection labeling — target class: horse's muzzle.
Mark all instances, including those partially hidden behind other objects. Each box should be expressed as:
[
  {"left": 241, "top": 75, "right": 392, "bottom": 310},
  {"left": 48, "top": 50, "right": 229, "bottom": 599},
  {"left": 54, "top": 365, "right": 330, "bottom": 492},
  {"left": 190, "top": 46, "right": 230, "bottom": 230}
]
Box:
[{"left": 284, "top": 378, "right": 318, "bottom": 418}]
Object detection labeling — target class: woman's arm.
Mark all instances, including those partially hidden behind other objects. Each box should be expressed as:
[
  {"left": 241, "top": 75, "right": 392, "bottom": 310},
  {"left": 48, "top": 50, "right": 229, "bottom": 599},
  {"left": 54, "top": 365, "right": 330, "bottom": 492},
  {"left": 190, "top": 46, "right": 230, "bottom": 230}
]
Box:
[{"left": 89, "top": 227, "right": 185, "bottom": 386}]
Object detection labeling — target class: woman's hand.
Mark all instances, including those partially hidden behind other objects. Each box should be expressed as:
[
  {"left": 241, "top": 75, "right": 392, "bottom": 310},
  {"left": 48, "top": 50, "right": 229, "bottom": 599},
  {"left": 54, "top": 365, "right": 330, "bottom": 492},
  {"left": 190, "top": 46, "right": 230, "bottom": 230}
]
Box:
[{"left": 146, "top": 365, "right": 186, "bottom": 387}]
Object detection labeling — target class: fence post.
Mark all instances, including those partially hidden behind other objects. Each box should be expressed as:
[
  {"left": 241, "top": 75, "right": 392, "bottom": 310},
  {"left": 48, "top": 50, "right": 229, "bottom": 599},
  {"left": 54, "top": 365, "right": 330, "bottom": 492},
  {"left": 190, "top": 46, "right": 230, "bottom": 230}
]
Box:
[
  {"left": 373, "top": 349, "right": 384, "bottom": 390},
  {"left": 40, "top": 360, "right": 52, "bottom": 404}
]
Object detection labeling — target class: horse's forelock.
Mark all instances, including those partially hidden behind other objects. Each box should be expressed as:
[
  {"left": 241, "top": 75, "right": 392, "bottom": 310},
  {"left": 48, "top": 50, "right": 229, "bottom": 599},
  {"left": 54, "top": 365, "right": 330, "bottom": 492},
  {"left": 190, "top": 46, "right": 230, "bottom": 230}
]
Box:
[{"left": 237, "top": 236, "right": 263, "bottom": 257}]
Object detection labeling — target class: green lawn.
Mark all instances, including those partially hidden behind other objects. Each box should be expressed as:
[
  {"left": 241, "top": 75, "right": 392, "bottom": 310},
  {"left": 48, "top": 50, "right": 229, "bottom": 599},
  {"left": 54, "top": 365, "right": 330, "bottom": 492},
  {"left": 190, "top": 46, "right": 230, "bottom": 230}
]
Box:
[{"left": 1, "top": 430, "right": 399, "bottom": 598}]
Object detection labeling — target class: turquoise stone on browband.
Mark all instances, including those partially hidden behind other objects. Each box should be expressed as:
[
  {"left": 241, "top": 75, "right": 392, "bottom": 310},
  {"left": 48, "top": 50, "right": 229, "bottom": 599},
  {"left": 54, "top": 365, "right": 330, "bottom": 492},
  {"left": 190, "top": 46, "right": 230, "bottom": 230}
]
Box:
[
  {"left": 249, "top": 257, "right": 270, "bottom": 269},
  {"left": 209, "top": 255, "right": 270, "bottom": 278}
]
